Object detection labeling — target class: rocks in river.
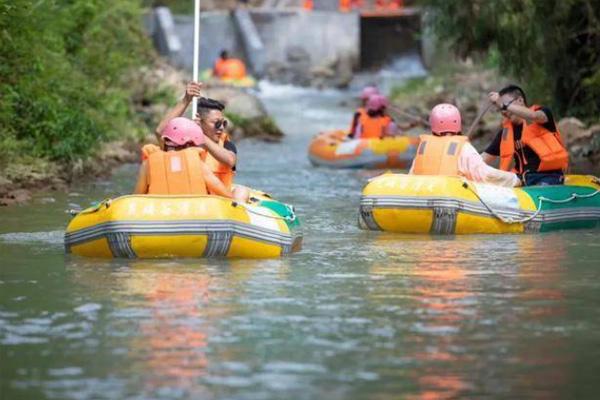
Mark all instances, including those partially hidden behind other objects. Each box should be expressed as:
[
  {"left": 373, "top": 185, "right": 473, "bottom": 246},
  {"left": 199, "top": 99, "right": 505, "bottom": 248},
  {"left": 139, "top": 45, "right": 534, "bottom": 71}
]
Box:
[
  {"left": 203, "top": 86, "right": 284, "bottom": 141},
  {"left": 0, "top": 189, "right": 32, "bottom": 206},
  {"left": 558, "top": 118, "right": 600, "bottom": 169},
  {"left": 266, "top": 45, "right": 356, "bottom": 89}
]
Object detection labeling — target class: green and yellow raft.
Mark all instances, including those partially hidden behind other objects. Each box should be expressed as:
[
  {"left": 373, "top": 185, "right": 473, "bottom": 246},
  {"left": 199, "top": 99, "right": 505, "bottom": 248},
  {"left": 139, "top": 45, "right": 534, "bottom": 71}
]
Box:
[
  {"left": 200, "top": 69, "right": 256, "bottom": 88},
  {"left": 65, "top": 190, "right": 301, "bottom": 259},
  {"left": 359, "top": 174, "right": 600, "bottom": 234}
]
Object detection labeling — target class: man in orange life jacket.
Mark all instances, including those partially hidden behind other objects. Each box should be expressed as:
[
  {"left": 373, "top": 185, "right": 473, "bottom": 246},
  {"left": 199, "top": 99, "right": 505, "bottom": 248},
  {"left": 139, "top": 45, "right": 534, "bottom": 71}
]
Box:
[
  {"left": 349, "top": 94, "right": 398, "bottom": 139},
  {"left": 482, "top": 85, "right": 569, "bottom": 186},
  {"left": 213, "top": 50, "right": 229, "bottom": 78},
  {"left": 155, "top": 81, "right": 249, "bottom": 202},
  {"left": 348, "top": 86, "right": 379, "bottom": 137},
  {"left": 134, "top": 117, "right": 231, "bottom": 197},
  {"left": 410, "top": 103, "right": 520, "bottom": 187}
]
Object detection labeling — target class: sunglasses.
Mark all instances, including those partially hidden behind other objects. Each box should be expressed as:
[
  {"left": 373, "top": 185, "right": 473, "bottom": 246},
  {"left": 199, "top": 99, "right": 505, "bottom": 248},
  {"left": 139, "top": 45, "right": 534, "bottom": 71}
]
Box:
[{"left": 214, "top": 119, "right": 228, "bottom": 130}]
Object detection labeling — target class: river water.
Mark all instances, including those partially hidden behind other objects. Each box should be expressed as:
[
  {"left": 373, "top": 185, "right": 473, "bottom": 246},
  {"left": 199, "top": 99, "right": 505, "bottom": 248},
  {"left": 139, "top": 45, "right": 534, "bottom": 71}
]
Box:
[{"left": 1, "top": 82, "right": 600, "bottom": 400}]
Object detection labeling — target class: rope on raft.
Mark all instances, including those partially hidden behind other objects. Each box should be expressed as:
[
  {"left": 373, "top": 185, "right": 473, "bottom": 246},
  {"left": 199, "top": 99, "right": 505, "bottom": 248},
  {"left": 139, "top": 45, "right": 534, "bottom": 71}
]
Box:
[
  {"left": 234, "top": 201, "right": 297, "bottom": 222},
  {"left": 463, "top": 180, "right": 600, "bottom": 224}
]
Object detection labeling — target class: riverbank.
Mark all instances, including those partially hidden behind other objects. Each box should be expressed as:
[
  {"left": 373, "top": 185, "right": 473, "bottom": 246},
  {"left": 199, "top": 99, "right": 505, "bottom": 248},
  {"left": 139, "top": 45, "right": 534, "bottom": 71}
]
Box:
[
  {"left": 389, "top": 62, "right": 600, "bottom": 173},
  {"left": 0, "top": 59, "right": 283, "bottom": 206}
]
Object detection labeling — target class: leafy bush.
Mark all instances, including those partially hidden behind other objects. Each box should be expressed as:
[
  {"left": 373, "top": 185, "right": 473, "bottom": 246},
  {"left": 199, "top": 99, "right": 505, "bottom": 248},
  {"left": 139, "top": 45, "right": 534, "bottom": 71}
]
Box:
[
  {"left": 0, "top": 0, "right": 152, "bottom": 165},
  {"left": 421, "top": 0, "right": 600, "bottom": 121}
]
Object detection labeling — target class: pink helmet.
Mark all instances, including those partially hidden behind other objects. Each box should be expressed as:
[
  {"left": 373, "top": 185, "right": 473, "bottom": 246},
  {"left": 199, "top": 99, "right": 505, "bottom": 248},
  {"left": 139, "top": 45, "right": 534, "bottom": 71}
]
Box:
[
  {"left": 429, "top": 103, "right": 462, "bottom": 134},
  {"left": 366, "top": 94, "right": 389, "bottom": 112},
  {"left": 161, "top": 117, "right": 205, "bottom": 146},
  {"left": 360, "top": 86, "right": 379, "bottom": 100}
]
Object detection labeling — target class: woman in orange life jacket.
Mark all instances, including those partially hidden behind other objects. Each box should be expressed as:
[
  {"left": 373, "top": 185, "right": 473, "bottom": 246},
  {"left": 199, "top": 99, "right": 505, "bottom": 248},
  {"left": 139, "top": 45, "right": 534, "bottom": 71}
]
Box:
[
  {"left": 409, "top": 103, "right": 521, "bottom": 187},
  {"left": 155, "top": 81, "right": 249, "bottom": 202},
  {"left": 349, "top": 94, "right": 399, "bottom": 139},
  {"left": 482, "top": 85, "right": 569, "bottom": 186},
  {"left": 134, "top": 117, "right": 231, "bottom": 197},
  {"left": 348, "top": 85, "right": 379, "bottom": 137}
]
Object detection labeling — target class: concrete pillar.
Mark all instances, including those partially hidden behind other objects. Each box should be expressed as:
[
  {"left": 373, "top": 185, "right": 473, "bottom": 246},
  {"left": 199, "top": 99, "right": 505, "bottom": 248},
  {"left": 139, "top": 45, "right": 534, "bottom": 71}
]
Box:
[
  {"left": 152, "top": 7, "right": 182, "bottom": 58},
  {"left": 233, "top": 9, "right": 266, "bottom": 76}
]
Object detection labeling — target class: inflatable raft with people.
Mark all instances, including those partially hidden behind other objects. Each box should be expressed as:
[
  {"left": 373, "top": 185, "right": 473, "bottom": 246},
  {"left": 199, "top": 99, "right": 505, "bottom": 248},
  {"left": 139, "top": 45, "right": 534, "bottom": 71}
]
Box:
[
  {"left": 308, "top": 130, "right": 419, "bottom": 169},
  {"left": 358, "top": 173, "right": 600, "bottom": 234},
  {"left": 65, "top": 188, "right": 301, "bottom": 259}
]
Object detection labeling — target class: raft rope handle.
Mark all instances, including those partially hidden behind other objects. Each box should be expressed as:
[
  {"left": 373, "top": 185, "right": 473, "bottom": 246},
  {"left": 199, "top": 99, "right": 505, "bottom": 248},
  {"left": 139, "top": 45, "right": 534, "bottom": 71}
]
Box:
[{"left": 462, "top": 181, "right": 600, "bottom": 224}]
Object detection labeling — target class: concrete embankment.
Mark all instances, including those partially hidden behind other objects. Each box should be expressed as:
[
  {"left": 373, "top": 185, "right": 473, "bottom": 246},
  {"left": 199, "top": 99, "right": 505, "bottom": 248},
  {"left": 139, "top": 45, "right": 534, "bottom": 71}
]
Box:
[{"left": 149, "top": 6, "right": 423, "bottom": 88}]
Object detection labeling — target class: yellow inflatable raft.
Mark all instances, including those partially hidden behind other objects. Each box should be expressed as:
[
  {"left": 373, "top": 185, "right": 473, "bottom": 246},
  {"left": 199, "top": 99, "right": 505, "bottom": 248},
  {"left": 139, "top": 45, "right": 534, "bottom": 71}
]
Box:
[
  {"left": 200, "top": 69, "right": 257, "bottom": 88},
  {"left": 359, "top": 174, "right": 600, "bottom": 234},
  {"left": 65, "top": 192, "right": 301, "bottom": 259}
]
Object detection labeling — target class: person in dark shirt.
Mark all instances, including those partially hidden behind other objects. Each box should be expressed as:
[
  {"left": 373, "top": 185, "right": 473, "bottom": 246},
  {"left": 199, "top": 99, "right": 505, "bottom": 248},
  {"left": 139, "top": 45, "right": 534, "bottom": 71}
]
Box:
[
  {"left": 155, "top": 81, "right": 248, "bottom": 202},
  {"left": 482, "top": 85, "right": 569, "bottom": 186}
]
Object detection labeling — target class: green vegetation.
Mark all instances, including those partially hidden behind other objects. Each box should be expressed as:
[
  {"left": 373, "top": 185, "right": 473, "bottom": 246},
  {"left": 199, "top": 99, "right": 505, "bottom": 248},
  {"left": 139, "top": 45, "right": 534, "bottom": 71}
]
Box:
[
  {"left": 0, "top": 0, "right": 156, "bottom": 170},
  {"left": 422, "top": 0, "right": 600, "bottom": 121}
]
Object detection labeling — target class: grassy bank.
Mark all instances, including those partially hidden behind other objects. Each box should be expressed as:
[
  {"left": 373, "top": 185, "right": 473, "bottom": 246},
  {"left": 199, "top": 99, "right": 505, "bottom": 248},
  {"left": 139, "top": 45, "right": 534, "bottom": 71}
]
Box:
[{"left": 0, "top": 1, "right": 177, "bottom": 199}]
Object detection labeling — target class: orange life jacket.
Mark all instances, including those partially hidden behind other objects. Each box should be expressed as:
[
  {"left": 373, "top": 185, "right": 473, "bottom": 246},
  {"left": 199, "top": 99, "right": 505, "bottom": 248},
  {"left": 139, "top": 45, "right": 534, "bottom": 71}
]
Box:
[
  {"left": 499, "top": 105, "right": 569, "bottom": 173},
  {"left": 220, "top": 59, "right": 247, "bottom": 80},
  {"left": 201, "top": 134, "right": 235, "bottom": 190},
  {"left": 213, "top": 58, "right": 227, "bottom": 77},
  {"left": 142, "top": 145, "right": 207, "bottom": 195},
  {"left": 411, "top": 134, "right": 468, "bottom": 176},
  {"left": 358, "top": 113, "right": 392, "bottom": 139},
  {"left": 303, "top": 0, "right": 314, "bottom": 10}
]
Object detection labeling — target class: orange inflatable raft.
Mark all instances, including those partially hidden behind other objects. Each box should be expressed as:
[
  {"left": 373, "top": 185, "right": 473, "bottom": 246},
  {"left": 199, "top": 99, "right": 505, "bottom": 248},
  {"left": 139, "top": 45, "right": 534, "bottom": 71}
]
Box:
[{"left": 308, "top": 130, "right": 419, "bottom": 169}]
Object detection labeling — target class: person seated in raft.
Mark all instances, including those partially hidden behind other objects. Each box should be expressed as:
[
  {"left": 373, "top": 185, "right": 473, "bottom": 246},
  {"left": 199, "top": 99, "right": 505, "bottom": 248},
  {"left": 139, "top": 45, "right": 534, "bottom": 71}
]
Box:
[
  {"left": 481, "top": 85, "right": 569, "bottom": 186},
  {"left": 409, "top": 103, "right": 521, "bottom": 187},
  {"left": 213, "top": 50, "right": 229, "bottom": 78},
  {"left": 213, "top": 49, "right": 247, "bottom": 80},
  {"left": 155, "top": 81, "right": 250, "bottom": 202},
  {"left": 348, "top": 85, "right": 379, "bottom": 137},
  {"left": 134, "top": 117, "right": 232, "bottom": 197},
  {"left": 348, "top": 94, "right": 399, "bottom": 139}
]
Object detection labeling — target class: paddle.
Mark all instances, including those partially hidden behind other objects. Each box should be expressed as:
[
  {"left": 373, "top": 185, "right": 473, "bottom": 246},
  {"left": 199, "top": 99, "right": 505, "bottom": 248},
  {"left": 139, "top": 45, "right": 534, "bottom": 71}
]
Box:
[
  {"left": 388, "top": 105, "right": 430, "bottom": 128},
  {"left": 466, "top": 101, "right": 493, "bottom": 139}
]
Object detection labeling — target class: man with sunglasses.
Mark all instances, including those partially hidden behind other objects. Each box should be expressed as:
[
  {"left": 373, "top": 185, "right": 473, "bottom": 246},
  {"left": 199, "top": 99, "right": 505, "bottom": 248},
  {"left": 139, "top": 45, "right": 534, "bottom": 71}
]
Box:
[
  {"left": 481, "top": 85, "right": 569, "bottom": 186},
  {"left": 155, "top": 81, "right": 249, "bottom": 202}
]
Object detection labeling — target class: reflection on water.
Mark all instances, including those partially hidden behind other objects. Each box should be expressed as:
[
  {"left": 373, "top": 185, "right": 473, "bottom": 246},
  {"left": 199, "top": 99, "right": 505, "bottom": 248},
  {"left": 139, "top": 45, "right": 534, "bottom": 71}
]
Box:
[{"left": 1, "top": 82, "right": 600, "bottom": 399}]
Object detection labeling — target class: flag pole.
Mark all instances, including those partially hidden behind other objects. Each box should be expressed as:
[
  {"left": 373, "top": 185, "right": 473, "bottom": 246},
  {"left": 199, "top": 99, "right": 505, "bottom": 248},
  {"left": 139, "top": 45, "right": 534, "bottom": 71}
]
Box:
[{"left": 192, "top": 0, "right": 201, "bottom": 118}]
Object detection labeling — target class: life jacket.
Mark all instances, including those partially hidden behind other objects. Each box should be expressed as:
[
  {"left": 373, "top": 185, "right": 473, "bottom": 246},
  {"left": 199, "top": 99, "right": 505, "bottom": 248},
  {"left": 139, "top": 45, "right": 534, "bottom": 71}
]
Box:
[
  {"left": 213, "top": 58, "right": 227, "bottom": 77},
  {"left": 220, "top": 59, "right": 247, "bottom": 80},
  {"left": 358, "top": 112, "right": 392, "bottom": 139},
  {"left": 303, "top": 0, "right": 314, "bottom": 10},
  {"left": 201, "top": 134, "right": 235, "bottom": 190},
  {"left": 142, "top": 144, "right": 207, "bottom": 195},
  {"left": 499, "top": 105, "right": 569, "bottom": 173},
  {"left": 411, "top": 134, "right": 468, "bottom": 176}
]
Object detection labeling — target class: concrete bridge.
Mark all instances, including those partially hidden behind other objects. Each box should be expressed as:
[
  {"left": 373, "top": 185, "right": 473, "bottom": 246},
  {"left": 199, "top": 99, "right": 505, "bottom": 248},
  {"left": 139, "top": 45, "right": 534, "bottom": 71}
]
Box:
[{"left": 149, "top": 2, "right": 424, "bottom": 80}]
